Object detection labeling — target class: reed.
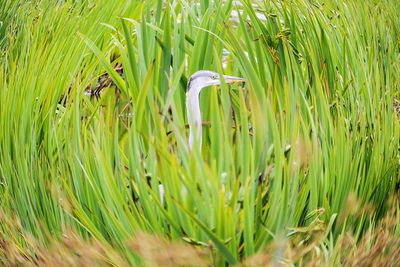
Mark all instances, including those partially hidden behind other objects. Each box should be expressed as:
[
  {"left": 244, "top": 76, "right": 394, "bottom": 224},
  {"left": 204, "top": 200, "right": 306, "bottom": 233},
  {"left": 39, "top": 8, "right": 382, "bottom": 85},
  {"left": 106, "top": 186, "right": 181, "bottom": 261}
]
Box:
[{"left": 0, "top": 0, "right": 399, "bottom": 265}]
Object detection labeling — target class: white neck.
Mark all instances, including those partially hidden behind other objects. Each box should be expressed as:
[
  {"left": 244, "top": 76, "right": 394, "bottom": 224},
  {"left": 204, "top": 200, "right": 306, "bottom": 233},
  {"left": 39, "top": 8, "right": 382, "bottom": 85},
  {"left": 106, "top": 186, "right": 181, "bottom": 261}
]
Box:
[{"left": 186, "top": 85, "right": 203, "bottom": 151}]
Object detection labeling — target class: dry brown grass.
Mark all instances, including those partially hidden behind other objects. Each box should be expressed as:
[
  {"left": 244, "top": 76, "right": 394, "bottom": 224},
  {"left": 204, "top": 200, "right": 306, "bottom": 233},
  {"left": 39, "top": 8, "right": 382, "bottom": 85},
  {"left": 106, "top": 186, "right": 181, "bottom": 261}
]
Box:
[
  {"left": 1, "top": 198, "right": 399, "bottom": 267},
  {"left": 128, "top": 233, "right": 210, "bottom": 266},
  {"left": 0, "top": 209, "right": 210, "bottom": 267},
  {"left": 339, "top": 202, "right": 400, "bottom": 267},
  {"left": 240, "top": 196, "right": 400, "bottom": 267}
]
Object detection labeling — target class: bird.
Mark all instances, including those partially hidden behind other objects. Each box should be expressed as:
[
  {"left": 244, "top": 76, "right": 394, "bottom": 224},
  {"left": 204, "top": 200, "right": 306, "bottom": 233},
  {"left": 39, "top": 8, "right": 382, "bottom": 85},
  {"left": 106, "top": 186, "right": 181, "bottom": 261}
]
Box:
[
  {"left": 64, "top": 67, "right": 244, "bottom": 204},
  {"left": 79, "top": 68, "right": 245, "bottom": 150},
  {"left": 186, "top": 70, "right": 245, "bottom": 150}
]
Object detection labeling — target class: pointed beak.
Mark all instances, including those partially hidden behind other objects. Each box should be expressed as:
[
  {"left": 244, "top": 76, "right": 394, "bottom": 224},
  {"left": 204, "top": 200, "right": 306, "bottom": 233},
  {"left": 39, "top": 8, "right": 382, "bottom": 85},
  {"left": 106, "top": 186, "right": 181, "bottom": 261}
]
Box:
[{"left": 222, "top": 75, "right": 245, "bottom": 84}]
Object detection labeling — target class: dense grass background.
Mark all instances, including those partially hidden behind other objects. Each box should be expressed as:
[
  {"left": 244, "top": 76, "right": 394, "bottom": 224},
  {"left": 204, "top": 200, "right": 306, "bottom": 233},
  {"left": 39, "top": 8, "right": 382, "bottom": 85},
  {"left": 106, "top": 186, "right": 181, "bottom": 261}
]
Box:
[{"left": 0, "top": 0, "right": 399, "bottom": 265}]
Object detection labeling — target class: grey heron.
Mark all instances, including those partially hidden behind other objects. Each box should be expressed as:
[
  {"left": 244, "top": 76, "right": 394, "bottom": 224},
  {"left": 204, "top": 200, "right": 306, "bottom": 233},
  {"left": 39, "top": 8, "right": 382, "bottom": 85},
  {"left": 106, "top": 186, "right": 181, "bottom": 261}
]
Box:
[{"left": 186, "top": 70, "right": 245, "bottom": 150}]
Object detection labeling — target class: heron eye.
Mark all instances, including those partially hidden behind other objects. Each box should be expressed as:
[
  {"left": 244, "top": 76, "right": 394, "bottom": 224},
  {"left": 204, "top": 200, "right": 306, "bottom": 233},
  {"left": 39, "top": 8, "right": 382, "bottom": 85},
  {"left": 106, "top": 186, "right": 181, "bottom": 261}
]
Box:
[{"left": 212, "top": 75, "right": 218, "bottom": 80}]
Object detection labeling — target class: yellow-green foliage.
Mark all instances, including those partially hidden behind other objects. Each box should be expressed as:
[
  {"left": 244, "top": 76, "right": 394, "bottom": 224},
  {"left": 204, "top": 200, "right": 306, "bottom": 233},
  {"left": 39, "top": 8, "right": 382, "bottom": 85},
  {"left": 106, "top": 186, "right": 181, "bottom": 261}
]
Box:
[{"left": 0, "top": 0, "right": 399, "bottom": 266}]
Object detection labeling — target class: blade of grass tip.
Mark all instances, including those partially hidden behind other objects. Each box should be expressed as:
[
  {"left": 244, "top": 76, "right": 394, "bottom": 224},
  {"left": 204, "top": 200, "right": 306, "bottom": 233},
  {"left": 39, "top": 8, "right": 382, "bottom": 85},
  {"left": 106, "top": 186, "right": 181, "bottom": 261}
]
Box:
[
  {"left": 161, "top": 61, "right": 185, "bottom": 118},
  {"left": 121, "top": 18, "right": 140, "bottom": 92},
  {"left": 135, "top": 59, "right": 155, "bottom": 129},
  {"left": 159, "top": 2, "right": 172, "bottom": 99}
]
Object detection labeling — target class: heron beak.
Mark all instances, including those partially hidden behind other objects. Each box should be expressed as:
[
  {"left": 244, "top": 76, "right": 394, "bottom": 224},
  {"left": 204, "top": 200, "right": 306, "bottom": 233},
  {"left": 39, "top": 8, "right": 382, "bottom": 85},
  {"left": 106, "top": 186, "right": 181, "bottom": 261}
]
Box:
[{"left": 221, "top": 75, "right": 245, "bottom": 84}]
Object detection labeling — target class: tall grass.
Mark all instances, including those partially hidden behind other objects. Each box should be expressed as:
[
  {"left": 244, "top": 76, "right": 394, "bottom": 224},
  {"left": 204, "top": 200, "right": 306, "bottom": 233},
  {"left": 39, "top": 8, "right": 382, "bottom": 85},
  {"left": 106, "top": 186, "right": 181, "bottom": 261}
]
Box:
[{"left": 0, "top": 0, "right": 399, "bottom": 265}]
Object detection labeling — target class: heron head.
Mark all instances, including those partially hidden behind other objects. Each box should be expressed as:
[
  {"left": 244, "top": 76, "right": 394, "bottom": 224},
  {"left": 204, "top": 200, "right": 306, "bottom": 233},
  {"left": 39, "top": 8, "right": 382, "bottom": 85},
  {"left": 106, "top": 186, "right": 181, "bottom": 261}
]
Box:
[
  {"left": 185, "top": 70, "right": 245, "bottom": 150},
  {"left": 186, "top": 70, "right": 244, "bottom": 93}
]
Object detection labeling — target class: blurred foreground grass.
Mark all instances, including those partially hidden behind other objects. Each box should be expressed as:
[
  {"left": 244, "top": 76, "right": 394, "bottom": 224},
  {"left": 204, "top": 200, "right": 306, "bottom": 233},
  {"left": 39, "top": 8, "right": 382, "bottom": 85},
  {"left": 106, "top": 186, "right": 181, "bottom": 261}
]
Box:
[{"left": 0, "top": 0, "right": 399, "bottom": 266}]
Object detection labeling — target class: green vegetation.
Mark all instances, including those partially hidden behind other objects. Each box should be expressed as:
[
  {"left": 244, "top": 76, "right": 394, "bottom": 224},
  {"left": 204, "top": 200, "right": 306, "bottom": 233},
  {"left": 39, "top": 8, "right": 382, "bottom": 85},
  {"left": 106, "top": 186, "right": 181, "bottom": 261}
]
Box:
[{"left": 0, "top": 0, "right": 399, "bottom": 266}]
